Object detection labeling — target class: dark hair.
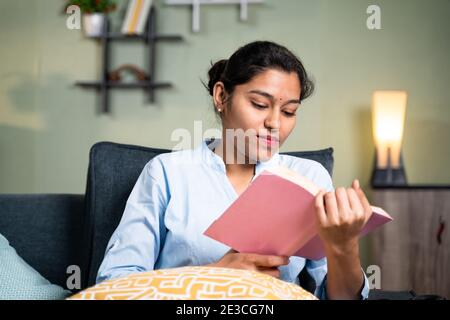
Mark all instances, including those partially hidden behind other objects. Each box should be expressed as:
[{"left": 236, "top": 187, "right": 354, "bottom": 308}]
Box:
[{"left": 205, "top": 41, "right": 314, "bottom": 108}]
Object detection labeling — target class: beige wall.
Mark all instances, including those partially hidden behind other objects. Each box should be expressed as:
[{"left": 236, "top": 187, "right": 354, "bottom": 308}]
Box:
[{"left": 1, "top": 0, "right": 449, "bottom": 265}]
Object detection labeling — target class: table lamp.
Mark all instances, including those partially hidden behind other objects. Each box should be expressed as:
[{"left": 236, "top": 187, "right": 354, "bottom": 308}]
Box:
[{"left": 371, "top": 90, "right": 408, "bottom": 187}]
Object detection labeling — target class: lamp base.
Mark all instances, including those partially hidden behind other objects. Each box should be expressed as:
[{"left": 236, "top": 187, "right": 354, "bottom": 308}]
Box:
[
  {"left": 371, "top": 151, "right": 408, "bottom": 187},
  {"left": 371, "top": 167, "right": 407, "bottom": 187}
]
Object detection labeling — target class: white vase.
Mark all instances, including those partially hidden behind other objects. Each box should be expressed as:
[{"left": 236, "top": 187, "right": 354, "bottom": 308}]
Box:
[{"left": 83, "top": 13, "right": 106, "bottom": 37}]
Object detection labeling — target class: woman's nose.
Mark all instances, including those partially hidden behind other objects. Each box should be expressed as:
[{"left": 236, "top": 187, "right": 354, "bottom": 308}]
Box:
[{"left": 264, "top": 109, "right": 281, "bottom": 130}]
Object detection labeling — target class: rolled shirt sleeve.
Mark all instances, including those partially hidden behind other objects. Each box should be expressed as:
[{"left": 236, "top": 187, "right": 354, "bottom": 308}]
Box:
[{"left": 306, "top": 257, "right": 370, "bottom": 300}]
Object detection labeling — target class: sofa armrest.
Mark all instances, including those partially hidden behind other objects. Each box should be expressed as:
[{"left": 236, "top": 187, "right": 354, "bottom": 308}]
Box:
[{"left": 0, "top": 194, "right": 87, "bottom": 289}]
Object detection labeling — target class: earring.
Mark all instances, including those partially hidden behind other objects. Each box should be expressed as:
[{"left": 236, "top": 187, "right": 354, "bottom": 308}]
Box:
[{"left": 218, "top": 108, "right": 222, "bottom": 112}]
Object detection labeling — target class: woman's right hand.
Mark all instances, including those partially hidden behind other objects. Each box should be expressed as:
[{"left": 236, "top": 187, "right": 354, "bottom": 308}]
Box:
[{"left": 207, "top": 249, "right": 290, "bottom": 279}]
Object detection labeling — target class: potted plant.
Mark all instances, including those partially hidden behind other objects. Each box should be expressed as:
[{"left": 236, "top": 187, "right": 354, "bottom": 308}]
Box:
[{"left": 67, "top": 0, "right": 117, "bottom": 37}]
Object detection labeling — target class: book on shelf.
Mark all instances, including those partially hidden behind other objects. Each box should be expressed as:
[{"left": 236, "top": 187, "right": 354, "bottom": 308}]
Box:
[{"left": 121, "top": 0, "right": 153, "bottom": 35}]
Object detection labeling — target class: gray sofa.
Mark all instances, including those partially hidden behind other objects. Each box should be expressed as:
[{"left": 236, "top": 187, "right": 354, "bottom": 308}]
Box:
[{"left": 0, "top": 141, "right": 408, "bottom": 299}]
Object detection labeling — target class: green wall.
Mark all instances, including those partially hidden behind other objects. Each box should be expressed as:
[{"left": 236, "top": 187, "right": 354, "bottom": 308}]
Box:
[{"left": 1, "top": 0, "right": 449, "bottom": 266}]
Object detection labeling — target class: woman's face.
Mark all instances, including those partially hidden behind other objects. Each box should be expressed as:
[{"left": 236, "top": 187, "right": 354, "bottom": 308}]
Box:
[{"left": 214, "top": 68, "right": 301, "bottom": 163}]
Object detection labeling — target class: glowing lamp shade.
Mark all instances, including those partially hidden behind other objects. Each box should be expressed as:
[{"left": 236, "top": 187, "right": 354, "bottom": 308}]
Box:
[{"left": 371, "top": 91, "right": 408, "bottom": 186}]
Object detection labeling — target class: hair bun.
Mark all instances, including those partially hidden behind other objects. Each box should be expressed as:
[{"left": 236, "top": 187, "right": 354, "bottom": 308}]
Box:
[{"left": 207, "top": 59, "right": 228, "bottom": 95}]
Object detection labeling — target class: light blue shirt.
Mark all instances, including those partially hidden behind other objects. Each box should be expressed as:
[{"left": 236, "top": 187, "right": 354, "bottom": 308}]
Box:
[{"left": 97, "top": 139, "right": 370, "bottom": 299}]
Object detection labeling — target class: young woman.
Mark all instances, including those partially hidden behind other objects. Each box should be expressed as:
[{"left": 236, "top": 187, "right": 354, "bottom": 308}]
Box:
[{"left": 97, "top": 41, "right": 371, "bottom": 300}]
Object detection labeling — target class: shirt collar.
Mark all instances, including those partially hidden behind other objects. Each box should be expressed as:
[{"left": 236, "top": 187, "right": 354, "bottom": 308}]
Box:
[{"left": 199, "top": 138, "right": 280, "bottom": 176}]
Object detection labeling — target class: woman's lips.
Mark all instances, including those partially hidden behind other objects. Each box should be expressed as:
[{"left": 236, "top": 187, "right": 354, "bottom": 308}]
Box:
[{"left": 257, "top": 135, "right": 279, "bottom": 148}]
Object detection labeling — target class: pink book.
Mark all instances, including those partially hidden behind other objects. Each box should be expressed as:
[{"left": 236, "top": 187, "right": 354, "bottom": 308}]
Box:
[{"left": 204, "top": 166, "right": 393, "bottom": 260}]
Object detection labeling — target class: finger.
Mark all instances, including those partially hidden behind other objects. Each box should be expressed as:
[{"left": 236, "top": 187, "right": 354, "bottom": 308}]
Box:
[
  {"left": 315, "top": 190, "right": 327, "bottom": 226},
  {"left": 355, "top": 187, "right": 372, "bottom": 224},
  {"left": 335, "top": 187, "right": 351, "bottom": 221},
  {"left": 258, "top": 267, "right": 281, "bottom": 279},
  {"left": 249, "top": 254, "right": 289, "bottom": 268},
  {"left": 324, "top": 191, "right": 339, "bottom": 225},
  {"left": 352, "top": 179, "right": 360, "bottom": 190},
  {"left": 347, "top": 188, "right": 364, "bottom": 220}
]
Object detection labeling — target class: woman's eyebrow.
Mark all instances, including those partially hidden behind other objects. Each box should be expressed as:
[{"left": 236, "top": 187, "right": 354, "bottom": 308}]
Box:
[{"left": 247, "top": 89, "right": 301, "bottom": 105}]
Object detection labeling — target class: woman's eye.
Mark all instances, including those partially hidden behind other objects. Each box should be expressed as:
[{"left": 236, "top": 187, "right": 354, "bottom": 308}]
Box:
[
  {"left": 283, "top": 111, "right": 296, "bottom": 117},
  {"left": 251, "top": 102, "right": 268, "bottom": 109}
]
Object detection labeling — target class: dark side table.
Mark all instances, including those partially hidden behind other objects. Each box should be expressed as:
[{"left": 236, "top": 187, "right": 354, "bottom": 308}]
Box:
[{"left": 370, "top": 186, "right": 450, "bottom": 299}]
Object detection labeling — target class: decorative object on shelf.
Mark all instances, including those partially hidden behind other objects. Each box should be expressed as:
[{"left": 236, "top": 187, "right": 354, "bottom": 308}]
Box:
[
  {"left": 165, "top": 0, "right": 264, "bottom": 32},
  {"left": 66, "top": 0, "right": 117, "bottom": 37},
  {"left": 121, "top": 0, "right": 153, "bottom": 35},
  {"left": 370, "top": 90, "right": 408, "bottom": 187},
  {"left": 108, "top": 64, "right": 150, "bottom": 82},
  {"left": 75, "top": 6, "right": 183, "bottom": 114},
  {"left": 83, "top": 13, "right": 106, "bottom": 37}
]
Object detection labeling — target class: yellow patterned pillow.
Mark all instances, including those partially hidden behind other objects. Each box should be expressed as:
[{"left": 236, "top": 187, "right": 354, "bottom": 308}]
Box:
[{"left": 68, "top": 266, "right": 317, "bottom": 300}]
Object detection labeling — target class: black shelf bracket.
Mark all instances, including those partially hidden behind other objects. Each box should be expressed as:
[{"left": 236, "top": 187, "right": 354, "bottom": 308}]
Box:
[{"left": 75, "top": 6, "right": 183, "bottom": 114}]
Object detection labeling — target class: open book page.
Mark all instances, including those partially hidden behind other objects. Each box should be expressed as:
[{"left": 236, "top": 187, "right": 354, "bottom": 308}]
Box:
[
  {"left": 264, "top": 166, "right": 322, "bottom": 196},
  {"left": 265, "top": 166, "right": 393, "bottom": 220}
]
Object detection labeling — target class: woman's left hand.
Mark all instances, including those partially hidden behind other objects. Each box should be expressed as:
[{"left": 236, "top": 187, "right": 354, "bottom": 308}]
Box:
[{"left": 314, "top": 180, "right": 372, "bottom": 253}]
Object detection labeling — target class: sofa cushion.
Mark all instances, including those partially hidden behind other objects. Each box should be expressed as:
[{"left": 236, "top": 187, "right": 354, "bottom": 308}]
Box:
[
  {"left": 0, "top": 232, "right": 71, "bottom": 300},
  {"left": 84, "top": 141, "right": 334, "bottom": 287},
  {"left": 69, "top": 266, "right": 317, "bottom": 300}
]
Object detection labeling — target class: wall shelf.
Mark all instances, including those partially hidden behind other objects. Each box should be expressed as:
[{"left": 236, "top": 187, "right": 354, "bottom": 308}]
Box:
[
  {"left": 75, "top": 6, "right": 183, "bottom": 114},
  {"left": 75, "top": 81, "right": 172, "bottom": 89},
  {"left": 88, "top": 33, "right": 183, "bottom": 41}
]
